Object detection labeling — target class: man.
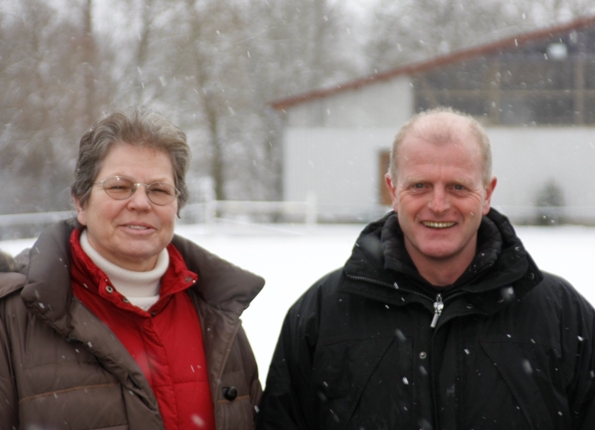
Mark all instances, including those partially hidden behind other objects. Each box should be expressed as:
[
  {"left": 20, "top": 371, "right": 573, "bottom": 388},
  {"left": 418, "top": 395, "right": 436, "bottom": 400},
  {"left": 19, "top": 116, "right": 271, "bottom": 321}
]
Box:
[{"left": 257, "top": 107, "right": 595, "bottom": 429}]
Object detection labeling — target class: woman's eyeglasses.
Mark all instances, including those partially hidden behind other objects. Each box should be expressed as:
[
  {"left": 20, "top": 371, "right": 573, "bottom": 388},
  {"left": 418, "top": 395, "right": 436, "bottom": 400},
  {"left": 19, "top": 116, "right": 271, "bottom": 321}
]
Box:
[{"left": 94, "top": 176, "right": 179, "bottom": 206}]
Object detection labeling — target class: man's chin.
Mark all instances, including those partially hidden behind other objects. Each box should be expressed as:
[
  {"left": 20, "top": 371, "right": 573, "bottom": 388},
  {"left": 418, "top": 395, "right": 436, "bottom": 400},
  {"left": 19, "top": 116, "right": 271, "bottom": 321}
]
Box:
[{"left": 416, "top": 242, "right": 465, "bottom": 261}]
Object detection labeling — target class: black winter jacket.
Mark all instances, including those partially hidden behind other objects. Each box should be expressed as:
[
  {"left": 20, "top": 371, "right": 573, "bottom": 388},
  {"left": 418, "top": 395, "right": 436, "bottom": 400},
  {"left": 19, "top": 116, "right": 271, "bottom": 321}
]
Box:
[{"left": 258, "top": 209, "right": 595, "bottom": 430}]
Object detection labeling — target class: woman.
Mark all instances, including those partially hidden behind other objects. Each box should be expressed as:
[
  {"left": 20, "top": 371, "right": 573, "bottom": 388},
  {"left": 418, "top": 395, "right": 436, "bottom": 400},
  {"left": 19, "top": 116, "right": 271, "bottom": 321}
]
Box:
[{"left": 0, "top": 107, "right": 264, "bottom": 429}]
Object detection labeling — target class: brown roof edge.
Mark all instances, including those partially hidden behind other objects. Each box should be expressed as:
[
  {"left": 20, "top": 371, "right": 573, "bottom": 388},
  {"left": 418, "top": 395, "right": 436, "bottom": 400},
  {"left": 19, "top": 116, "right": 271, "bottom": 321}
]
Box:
[{"left": 271, "top": 15, "right": 595, "bottom": 111}]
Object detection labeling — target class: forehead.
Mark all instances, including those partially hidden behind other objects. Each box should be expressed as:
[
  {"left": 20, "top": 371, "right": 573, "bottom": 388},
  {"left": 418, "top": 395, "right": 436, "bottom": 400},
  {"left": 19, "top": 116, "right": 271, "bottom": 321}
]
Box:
[
  {"left": 397, "top": 135, "right": 483, "bottom": 183},
  {"left": 98, "top": 143, "right": 174, "bottom": 178},
  {"left": 398, "top": 114, "right": 482, "bottom": 164}
]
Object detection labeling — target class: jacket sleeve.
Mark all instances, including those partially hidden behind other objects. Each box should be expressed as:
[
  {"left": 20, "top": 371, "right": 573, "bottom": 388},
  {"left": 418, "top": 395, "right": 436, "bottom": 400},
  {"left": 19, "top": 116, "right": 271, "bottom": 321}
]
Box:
[
  {"left": 236, "top": 325, "right": 262, "bottom": 417},
  {"left": 257, "top": 279, "right": 327, "bottom": 430},
  {"left": 0, "top": 306, "right": 18, "bottom": 429},
  {"left": 571, "top": 303, "right": 595, "bottom": 430},
  {"left": 573, "top": 315, "right": 595, "bottom": 430},
  {"left": 558, "top": 279, "right": 595, "bottom": 430},
  {"left": 579, "top": 397, "right": 595, "bottom": 430},
  {"left": 0, "top": 271, "right": 26, "bottom": 429}
]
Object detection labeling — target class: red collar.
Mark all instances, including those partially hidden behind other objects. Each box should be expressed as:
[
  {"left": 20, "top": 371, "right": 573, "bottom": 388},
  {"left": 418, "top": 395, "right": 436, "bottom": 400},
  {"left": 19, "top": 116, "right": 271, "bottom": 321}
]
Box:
[{"left": 69, "top": 228, "right": 198, "bottom": 315}]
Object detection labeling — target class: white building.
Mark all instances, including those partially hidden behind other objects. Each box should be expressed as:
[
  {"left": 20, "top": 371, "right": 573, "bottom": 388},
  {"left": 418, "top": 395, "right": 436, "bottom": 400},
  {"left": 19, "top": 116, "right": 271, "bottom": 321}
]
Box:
[{"left": 273, "top": 17, "right": 595, "bottom": 225}]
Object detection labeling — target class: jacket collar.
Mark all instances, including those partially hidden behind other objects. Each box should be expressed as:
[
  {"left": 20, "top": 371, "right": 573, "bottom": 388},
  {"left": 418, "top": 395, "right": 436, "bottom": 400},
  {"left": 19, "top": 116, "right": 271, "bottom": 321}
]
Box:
[
  {"left": 21, "top": 219, "right": 77, "bottom": 333},
  {"left": 0, "top": 272, "right": 26, "bottom": 299},
  {"left": 171, "top": 234, "right": 264, "bottom": 316},
  {"left": 342, "top": 209, "right": 543, "bottom": 311},
  {"left": 20, "top": 219, "right": 264, "bottom": 332}
]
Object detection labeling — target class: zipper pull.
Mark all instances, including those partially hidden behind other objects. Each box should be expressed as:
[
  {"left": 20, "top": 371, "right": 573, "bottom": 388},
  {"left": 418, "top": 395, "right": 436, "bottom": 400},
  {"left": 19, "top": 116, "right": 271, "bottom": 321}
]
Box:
[{"left": 430, "top": 294, "right": 444, "bottom": 328}]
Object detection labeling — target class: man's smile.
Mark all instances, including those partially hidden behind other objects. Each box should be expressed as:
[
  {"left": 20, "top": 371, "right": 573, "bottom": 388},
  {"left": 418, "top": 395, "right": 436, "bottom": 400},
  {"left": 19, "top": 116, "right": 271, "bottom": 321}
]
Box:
[{"left": 422, "top": 221, "right": 456, "bottom": 229}]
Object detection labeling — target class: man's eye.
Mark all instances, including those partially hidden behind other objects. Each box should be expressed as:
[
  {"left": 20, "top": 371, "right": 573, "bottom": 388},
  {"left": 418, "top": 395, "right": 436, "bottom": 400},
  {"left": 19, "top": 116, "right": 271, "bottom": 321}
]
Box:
[
  {"left": 413, "top": 183, "right": 425, "bottom": 189},
  {"left": 453, "top": 184, "right": 465, "bottom": 190}
]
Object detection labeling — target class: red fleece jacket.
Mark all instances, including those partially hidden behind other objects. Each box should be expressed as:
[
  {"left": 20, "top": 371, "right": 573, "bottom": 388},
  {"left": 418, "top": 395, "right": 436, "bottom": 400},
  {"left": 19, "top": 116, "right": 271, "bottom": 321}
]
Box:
[{"left": 69, "top": 229, "right": 215, "bottom": 430}]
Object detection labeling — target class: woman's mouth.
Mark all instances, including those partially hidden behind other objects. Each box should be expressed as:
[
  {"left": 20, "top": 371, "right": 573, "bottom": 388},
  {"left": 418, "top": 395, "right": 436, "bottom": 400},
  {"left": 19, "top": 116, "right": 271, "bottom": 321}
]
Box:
[{"left": 126, "top": 224, "right": 150, "bottom": 230}]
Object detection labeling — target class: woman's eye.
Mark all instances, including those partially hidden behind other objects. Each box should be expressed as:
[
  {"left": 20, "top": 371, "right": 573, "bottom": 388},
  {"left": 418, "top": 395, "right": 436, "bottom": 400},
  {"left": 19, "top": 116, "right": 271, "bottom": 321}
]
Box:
[
  {"left": 110, "top": 185, "right": 131, "bottom": 191},
  {"left": 149, "top": 183, "right": 175, "bottom": 196}
]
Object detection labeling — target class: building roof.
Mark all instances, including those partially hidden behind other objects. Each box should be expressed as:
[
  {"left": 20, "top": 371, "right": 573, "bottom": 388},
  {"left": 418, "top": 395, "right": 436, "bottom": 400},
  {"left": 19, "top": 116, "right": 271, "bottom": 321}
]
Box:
[{"left": 271, "top": 15, "right": 595, "bottom": 111}]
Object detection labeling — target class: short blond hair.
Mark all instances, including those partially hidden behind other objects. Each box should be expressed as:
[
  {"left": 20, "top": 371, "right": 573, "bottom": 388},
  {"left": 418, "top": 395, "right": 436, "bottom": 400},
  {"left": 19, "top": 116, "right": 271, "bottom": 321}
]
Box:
[{"left": 388, "top": 107, "right": 493, "bottom": 187}]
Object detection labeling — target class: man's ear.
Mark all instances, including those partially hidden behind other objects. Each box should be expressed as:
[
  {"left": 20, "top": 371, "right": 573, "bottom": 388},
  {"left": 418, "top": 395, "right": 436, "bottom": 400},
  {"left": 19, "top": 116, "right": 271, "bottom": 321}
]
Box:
[
  {"left": 482, "top": 177, "right": 498, "bottom": 215},
  {"left": 385, "top": 173, "right": 399, "bottom": 212}
]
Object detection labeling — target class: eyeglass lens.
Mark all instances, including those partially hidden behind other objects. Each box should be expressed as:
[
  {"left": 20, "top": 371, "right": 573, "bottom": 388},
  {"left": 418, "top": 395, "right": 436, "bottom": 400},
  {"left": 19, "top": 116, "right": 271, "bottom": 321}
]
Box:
[{"left": 101, "top": 176, "right": 177, "bottom": 205}]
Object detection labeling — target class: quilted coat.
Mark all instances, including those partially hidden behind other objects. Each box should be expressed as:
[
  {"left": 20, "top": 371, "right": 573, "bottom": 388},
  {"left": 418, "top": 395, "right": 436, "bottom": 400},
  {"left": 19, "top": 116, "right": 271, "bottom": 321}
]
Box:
[{"left": 0, "top": 219, "right": 264, "bottom": 429}]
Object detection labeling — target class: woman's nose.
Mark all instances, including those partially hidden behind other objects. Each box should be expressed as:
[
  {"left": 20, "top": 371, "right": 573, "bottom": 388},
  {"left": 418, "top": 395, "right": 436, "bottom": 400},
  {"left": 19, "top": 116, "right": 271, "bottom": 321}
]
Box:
[{"left": 127, "top": 185, "right": 152, "bottom": 209}]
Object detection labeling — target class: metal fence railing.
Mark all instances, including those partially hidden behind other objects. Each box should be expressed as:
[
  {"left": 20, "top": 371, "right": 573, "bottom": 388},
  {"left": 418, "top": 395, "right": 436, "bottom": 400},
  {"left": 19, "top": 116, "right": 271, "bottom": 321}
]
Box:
[{"left": 0, "top": 211, "right": 74, "bottom": 227}]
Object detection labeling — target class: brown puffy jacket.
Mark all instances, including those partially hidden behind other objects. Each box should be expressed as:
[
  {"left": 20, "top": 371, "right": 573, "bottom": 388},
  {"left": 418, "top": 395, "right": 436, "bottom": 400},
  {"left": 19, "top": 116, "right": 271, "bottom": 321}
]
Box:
[{"left": 0, "top": 220, "right": 264, "bottom": 429}]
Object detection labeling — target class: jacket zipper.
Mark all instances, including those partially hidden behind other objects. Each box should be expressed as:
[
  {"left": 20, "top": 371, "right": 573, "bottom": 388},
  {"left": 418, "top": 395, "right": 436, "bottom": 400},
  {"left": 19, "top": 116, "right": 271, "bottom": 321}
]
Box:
[
  {"left": 347, "top": 273, "right": 470, "bottom": 430},
  {"left": 346, "top": 274, "right": 467, "bottom": 328},
  {"left": 430, "top": 294, "right": 444, "bottom": 328}
]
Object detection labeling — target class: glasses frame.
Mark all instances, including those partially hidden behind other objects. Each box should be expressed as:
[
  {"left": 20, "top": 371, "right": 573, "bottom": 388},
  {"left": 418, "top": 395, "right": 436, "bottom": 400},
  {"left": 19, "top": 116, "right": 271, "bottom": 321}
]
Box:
[{"left": 94, "top": 176, "right": 180, "bottom": 206}]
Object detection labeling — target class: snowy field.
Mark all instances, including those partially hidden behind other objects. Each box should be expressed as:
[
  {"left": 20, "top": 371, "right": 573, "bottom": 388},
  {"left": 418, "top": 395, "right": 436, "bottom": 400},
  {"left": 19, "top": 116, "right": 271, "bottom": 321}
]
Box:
[{"left": 1, "top": 221, "right": 594, "bottom": 383}]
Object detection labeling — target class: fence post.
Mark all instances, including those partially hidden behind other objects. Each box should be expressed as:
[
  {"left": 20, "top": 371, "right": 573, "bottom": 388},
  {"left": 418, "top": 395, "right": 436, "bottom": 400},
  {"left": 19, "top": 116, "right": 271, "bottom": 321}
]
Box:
[
  {"left": 201, "top": 179, "right": 216, "bottom": 224},
  {"left": 305, "top": 191, "right": 317, "bottom": 227}
]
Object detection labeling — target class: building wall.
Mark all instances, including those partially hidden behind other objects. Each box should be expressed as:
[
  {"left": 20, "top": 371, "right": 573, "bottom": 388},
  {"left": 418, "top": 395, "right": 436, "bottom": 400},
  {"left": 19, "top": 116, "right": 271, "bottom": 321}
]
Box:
[
  {"left": 283, "top": 127, "right": 396, "bottom": 221},
  {"left": 282, "top": 78, "right": 595, "bottom": 224},
  {"left": 286, "top": 77, "right": 413, "bottom": 128},
  {"left": 490, "top": 127, "right": 595, "bottom": 223}
]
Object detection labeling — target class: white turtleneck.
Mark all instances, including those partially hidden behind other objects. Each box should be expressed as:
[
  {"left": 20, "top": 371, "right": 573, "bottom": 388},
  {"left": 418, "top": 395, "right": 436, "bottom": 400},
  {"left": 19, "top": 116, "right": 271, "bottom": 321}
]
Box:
[{"left": 80, "top": 230, "right": 169, "bottom": 311}]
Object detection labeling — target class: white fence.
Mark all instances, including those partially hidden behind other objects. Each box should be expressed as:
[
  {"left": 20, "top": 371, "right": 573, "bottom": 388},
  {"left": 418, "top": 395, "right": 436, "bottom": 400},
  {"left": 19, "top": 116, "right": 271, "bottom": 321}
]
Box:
[
  {"left": 183, "top": 196, "right": 317, "bottom": 226},
  {"left": 0, "top": 211, "right": 74, "bottom": 226},
  {"left": 0, "top": 210, "right": 73, "bottom": 240},
  {"left": 0, "top": 198, "right": 318, "bottom": 239},
  {"left": 0, "top": 202, "right": 590, "bottom": 240}
]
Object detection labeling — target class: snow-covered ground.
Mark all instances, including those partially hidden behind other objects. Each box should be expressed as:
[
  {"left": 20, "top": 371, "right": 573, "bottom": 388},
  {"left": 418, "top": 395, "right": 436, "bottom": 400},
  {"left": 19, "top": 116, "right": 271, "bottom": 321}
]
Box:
[{"left": 1, "top": 221, "right": 594, "bottom": 383}]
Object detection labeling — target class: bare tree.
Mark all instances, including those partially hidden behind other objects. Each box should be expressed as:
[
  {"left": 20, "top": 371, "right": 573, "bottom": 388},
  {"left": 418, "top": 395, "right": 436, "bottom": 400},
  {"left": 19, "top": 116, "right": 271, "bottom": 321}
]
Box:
[
  {"left": 365, "top": 0, "right": 595, "bottom": 76},
  {"left": 524, "top": 0, "right": 595, "bottom": 23},
  {"left": 237, "top": 0, "right": 360, "bottom": 200},
  {"left": 0, "top": 1, "right": 82, "bottom": 212},
  {"left": 364, "top": 0, "right": 532, "bottom": 73},
  {"left": 3, "top": 0, "right": 586, "bottom": 217}
]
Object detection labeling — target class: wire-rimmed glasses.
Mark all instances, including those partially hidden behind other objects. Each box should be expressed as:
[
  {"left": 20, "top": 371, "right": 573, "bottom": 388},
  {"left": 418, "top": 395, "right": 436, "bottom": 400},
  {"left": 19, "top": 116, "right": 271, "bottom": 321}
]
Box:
[{"left": 94, "top": 176, "right": 179, "bottom": 206}]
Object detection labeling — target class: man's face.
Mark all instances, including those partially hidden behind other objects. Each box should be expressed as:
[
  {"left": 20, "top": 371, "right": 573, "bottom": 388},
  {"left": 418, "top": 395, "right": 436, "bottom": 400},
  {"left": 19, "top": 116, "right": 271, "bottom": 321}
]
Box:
[{"left": 386, "top": 130, "right": 496, "bottom": 280}]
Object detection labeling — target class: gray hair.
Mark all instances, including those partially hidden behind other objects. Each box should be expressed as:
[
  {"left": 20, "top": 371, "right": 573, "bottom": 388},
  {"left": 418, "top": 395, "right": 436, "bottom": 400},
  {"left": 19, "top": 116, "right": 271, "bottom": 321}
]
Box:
[
  {"left": 388, "top": 107, "right": 493, "bottom": 187},
  {"left": 71, "top": 107, "right": 191, "bottom": 211}
]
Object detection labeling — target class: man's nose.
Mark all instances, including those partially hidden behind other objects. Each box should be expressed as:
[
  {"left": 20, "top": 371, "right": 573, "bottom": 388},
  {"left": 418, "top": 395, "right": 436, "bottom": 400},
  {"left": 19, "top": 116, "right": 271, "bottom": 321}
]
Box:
[{"left": 428, "top": 188, "right": 449, "bottom": 213}]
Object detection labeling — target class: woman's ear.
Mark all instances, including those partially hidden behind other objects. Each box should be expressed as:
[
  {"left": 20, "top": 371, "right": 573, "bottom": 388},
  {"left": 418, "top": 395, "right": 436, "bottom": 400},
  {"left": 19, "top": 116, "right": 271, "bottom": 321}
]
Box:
[{"left": 74, "top": 197, "right": 88, "bottom": 226}]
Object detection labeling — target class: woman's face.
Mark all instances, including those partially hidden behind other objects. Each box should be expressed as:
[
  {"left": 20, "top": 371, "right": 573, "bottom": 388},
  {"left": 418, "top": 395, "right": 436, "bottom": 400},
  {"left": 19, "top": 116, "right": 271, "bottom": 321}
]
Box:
[{"left": 75, "top": 143, "right": 178, "bottom": 271}]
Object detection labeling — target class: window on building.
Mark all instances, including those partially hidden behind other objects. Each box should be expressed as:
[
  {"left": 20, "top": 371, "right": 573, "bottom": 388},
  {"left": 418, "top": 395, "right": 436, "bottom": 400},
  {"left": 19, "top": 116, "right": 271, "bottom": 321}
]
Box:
[
  {"left": 379, "top": 151, "right": 392, "bottom": 206},
  {"left": 413, "top": 28, "right": 595, "bottom": 126}
]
